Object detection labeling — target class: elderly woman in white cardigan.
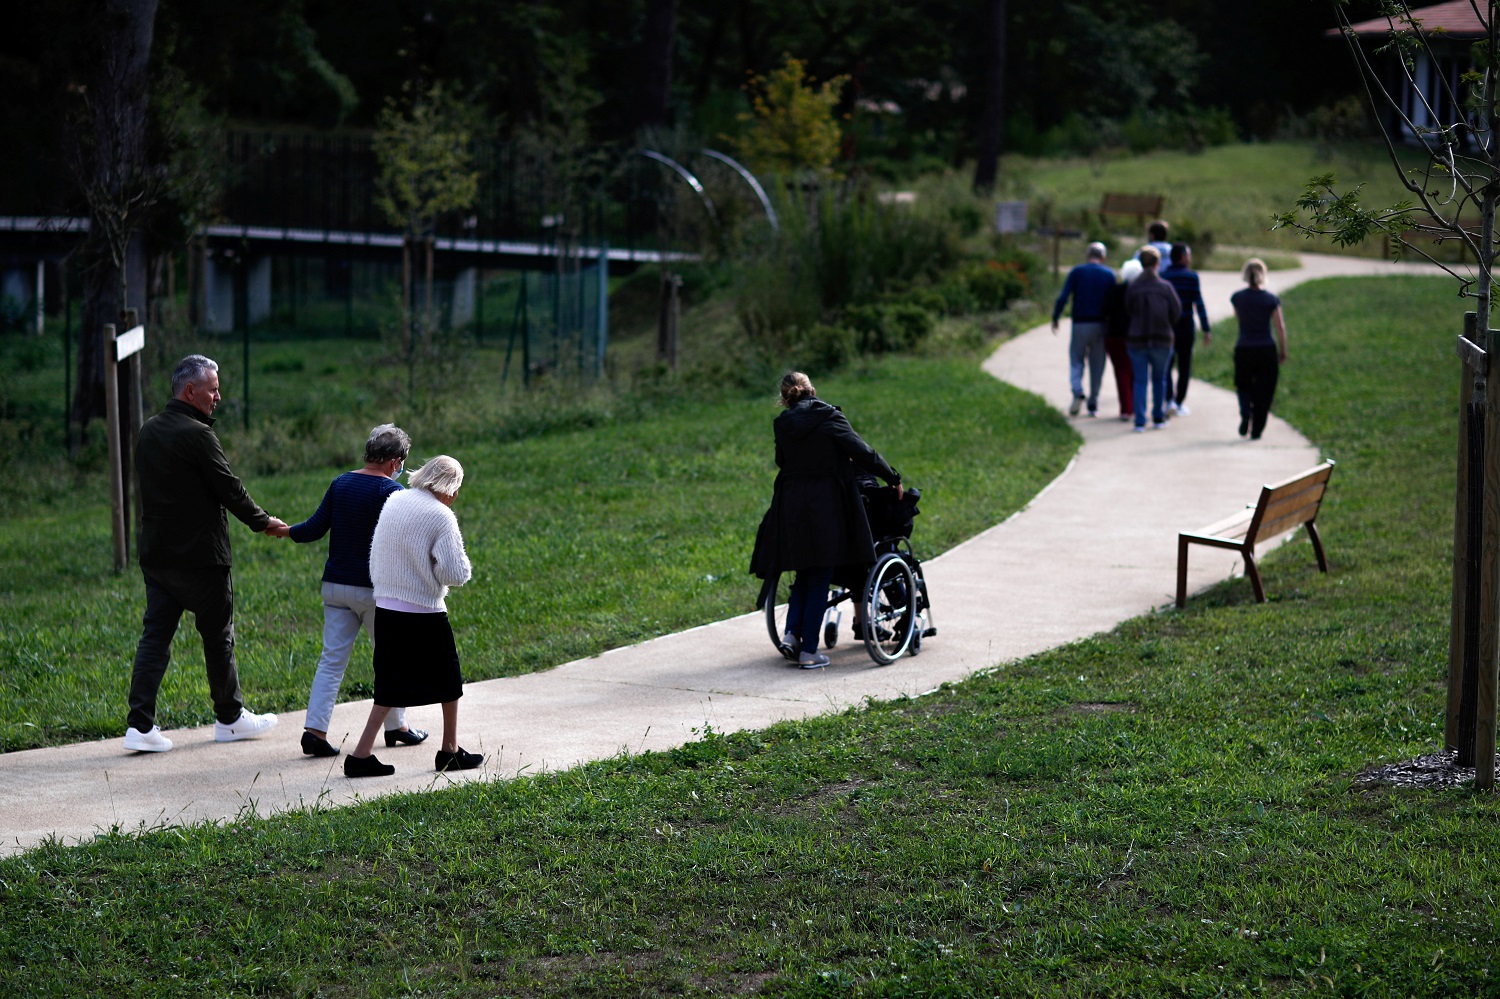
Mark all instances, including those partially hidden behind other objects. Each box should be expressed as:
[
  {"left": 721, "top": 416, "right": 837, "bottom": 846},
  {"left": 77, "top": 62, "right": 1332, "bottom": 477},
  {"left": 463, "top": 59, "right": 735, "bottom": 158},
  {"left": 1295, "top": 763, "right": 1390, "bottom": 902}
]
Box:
[{"left": 344, "top": 455, "right": 479, "bottom": 778}]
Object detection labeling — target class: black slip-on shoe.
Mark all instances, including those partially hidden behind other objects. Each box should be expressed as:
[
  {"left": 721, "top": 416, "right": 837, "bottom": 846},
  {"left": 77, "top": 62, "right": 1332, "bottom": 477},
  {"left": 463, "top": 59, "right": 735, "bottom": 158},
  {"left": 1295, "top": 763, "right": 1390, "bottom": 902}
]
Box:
[
  {"left": 344, "top": 754, "right": 395, "bottom": 778},
  {"left": 434, "top": 747, "right": 483, "bottom": 772},
  {"left": 384, "top": 727, "right": 430, "bottom": 747},
  {"left": 301, "top": 731, "right": 339, "bottom": 758}
]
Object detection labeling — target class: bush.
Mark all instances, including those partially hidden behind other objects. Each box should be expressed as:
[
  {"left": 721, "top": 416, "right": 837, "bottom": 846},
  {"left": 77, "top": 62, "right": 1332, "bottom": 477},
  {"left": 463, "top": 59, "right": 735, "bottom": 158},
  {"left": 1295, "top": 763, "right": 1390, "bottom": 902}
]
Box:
[
  {"left": 843, "top": 302, "right": 936, "bottom": 354},
  {"left": 960, "top": 259, "right": 1031, "bottom": 312}
]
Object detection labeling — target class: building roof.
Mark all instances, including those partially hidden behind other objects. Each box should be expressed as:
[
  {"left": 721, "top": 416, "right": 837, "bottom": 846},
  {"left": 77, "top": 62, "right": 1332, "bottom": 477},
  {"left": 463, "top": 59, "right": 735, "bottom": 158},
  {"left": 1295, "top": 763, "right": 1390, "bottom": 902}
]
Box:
[{"left": 1336, "top": 1, "right": 1490, "bottom": 39}]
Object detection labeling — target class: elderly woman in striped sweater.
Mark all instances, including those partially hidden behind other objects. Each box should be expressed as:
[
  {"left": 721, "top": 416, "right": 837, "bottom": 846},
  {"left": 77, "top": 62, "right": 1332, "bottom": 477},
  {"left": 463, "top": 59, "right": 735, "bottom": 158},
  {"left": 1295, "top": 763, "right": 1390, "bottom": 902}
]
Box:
[{"left": 343, "top": 454, "right": 479, "bottom": 778}]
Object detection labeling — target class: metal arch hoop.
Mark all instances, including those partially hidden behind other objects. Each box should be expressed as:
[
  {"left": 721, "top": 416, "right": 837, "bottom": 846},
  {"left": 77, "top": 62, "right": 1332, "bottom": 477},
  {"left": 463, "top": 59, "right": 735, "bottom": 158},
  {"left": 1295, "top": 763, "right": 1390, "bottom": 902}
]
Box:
[
  {"left": 699, "top": 148, "right": 779, "bottom": 233},
  {"left": 638, "top": 149, "right": 720, "bottom": 228}
]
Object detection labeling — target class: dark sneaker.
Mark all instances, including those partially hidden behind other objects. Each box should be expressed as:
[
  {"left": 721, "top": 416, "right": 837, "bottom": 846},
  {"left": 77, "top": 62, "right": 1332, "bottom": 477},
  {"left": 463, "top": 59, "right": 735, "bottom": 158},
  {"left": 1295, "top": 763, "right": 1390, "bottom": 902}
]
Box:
[
  {"left": 344, "top": 753, "right": 395, "bottom": 778},
  {"left": 301, "top": 731, "right": 339, "bottom": 758},
  {"left": 435, "top": 747, "right": 484, "bottom": 772}
]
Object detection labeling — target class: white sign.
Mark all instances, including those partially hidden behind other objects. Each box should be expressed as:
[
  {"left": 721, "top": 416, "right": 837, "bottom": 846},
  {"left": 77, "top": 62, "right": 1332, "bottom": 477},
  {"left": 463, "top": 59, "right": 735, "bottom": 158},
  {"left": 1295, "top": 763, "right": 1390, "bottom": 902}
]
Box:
[
  {"left": 994, "top": 201, "right": 1027, "bottom": 234},
  {"left": 115, "top": 324, "right": 145, "bottom": 360}
]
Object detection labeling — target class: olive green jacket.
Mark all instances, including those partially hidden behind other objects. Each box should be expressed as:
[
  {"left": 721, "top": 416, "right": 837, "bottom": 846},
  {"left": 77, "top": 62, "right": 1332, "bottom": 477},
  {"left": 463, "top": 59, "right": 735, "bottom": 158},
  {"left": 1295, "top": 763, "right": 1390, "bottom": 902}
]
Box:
[{"left": 136, "top": 399, "right": 270, "bottom": 569}]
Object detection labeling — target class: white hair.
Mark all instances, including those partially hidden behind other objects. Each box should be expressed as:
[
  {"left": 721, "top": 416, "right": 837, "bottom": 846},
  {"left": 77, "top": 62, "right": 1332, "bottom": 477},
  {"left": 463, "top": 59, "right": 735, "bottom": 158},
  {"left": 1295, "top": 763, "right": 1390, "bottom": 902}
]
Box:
[
  {"left": 1119, "top": 258, "right": 1143, "bottom": 285},
  {"left": 1086, "top": 242, "right": 1107, "bottom": 261},
  {"left": 408, "top": 454, "right": 464, "bottom": 497}
]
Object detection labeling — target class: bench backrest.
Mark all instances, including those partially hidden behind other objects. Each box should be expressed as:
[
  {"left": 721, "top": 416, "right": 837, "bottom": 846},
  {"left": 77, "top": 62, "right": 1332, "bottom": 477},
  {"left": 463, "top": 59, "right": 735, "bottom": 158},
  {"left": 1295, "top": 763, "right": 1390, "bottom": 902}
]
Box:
[
  {"left": 1099, "top": 193, "right": 1163, "bottom": 218},
  {"left": 1247, "top": 460, "right": 1335, "bottom": 544}
]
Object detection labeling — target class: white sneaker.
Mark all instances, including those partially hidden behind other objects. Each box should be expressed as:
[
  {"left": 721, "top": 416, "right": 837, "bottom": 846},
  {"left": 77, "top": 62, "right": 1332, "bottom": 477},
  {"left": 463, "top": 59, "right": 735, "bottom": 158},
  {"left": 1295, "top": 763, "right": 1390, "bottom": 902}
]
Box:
[
  {"left": 799, "top": 651, "right": 830, "bottom": 669},
  {"left": 1165, "top": 401, "right": 1179, "bottom": 417},
  {"left": 1176, "top": 403, "right": 1191, "bottom": 416},
  {"left": 123, "top": 725, "right": 173, "bottom": 753},
  {"left": 214, "top": 708, "right": 279, "bottom": 742}
]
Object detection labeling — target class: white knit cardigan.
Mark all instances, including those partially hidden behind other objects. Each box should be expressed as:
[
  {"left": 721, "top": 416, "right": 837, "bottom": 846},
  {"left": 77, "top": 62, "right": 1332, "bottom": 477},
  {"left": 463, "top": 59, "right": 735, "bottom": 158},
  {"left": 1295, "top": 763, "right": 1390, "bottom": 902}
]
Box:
[{"left": 369, "top": 488, "right": 472, "bottom": 611}]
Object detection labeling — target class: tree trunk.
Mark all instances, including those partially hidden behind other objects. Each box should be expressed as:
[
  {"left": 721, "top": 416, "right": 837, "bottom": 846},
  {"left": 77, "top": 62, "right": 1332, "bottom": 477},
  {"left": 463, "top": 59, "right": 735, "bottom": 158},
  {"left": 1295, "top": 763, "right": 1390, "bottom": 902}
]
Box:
[
  {"left": 640, "top": 0, "right": 678, "bottom": 131},
  {"left": 972, "top": 0, "right": 1008, "bottom": 194},
  {"left": 73, "top": 0, "right": 159, "bottom": 430}
]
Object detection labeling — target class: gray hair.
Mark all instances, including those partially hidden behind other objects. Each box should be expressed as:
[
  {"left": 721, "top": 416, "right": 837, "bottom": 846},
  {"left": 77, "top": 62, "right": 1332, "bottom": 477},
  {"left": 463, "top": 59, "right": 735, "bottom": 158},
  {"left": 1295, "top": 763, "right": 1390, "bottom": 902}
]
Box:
[
  {"left": 364, "top": 424, "right": 411, "bottom": 463},
  {"left": 1086, "top": 241, "right": 1107, "bottom": 261},
  {"left": 171, "top": 355, "right": 218, "bottom": 397},
  {"left": 409, "top": 454, "right": 464, "bottom": 497}
]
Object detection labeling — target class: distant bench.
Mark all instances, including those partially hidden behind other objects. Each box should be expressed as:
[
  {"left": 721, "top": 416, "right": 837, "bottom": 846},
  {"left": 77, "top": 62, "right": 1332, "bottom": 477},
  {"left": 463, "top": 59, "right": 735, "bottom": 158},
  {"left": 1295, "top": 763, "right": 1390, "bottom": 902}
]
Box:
[
  {"left": 1099, "top": 192, "right": 1164, "bottom": 231},
  {"left": 1176, "top": 461, "right": 1335, "bottom": 608}
]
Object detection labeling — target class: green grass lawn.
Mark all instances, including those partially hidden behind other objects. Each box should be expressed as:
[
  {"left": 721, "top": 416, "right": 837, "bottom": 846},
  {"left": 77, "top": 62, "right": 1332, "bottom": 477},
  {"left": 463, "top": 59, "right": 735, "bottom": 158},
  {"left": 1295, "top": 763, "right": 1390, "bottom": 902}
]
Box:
[
  {"left": 0, "top": 350, "right": 1075, "bottom": 751},
  {"left": 970, "top": 140, "right": 1430, "bottom": 265},
  {"left": 2, "top": 275, "right": 1495, "bottom": 997}
]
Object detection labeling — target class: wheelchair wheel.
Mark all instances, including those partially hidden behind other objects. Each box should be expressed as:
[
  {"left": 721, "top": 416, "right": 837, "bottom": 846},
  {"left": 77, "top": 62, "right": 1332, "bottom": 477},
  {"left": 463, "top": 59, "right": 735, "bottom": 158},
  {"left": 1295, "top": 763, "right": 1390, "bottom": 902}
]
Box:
[
  {"left": 763, "top": 572, "right": 800, "bottom": 661},
  {"left": 862, "top": 552, "right": 918, "bottom": 665}
]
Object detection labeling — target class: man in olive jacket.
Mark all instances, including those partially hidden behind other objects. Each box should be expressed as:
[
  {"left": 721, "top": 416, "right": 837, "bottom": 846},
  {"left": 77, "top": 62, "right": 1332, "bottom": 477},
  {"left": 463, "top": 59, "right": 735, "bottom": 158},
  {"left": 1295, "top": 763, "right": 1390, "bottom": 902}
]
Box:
[{"left": 123, "top": 355, "right": 288, "bottom": 753}]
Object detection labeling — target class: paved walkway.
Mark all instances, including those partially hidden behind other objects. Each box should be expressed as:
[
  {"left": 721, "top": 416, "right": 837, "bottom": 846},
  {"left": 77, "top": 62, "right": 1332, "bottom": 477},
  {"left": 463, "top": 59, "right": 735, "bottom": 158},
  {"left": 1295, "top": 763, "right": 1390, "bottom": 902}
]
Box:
[{"left": 0, "top": 252, "right": 1441, "bottom": 855}]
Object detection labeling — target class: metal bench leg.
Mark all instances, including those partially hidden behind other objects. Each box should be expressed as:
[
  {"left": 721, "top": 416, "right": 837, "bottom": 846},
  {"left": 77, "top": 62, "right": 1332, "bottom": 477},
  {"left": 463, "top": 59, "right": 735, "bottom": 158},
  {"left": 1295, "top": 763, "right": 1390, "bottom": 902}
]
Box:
[
  {"left": 1305, "top": 521, "right": 1329, "bottom": 573},
  {"left": 1243, "top": 549, "right": 1266, "bottom": 603},
  {"left": 1176, "top": 536, "right": 1191, "bottom": 608}
]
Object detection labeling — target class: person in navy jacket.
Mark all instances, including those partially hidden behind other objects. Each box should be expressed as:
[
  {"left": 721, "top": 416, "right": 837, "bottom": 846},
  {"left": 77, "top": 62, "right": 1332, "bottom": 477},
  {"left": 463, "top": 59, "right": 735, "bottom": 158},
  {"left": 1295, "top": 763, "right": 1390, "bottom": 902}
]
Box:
[{"left": 1052, "top": 242, "right": 1117, "bottom": 417}]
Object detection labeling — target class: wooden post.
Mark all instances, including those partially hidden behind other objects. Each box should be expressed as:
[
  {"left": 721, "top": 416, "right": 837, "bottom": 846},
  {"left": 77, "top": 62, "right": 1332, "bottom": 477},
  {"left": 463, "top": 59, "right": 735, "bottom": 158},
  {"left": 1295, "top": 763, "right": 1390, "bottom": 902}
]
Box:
[
  {"left": 658, "top": 272, "right": 681, "bottom": 371},
  {"left": 103, "top": 323, "right": 127, "bottom": 573},
  {"left": 124, "top": 308, "right": 144, "bottom": 554},
  {"left": 1479, "top": 323, "right": 1500, "bottom": 789},
  {"left": 1449, "top": 314, "right": 1479, "bottom": 749}
]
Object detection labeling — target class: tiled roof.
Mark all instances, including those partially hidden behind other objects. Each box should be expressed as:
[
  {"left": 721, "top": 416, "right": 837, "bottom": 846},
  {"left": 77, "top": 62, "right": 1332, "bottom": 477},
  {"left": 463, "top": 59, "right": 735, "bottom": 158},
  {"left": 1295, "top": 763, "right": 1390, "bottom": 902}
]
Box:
[{"left": 1336, "top": 1, "right": 1490, "bottom": 38}]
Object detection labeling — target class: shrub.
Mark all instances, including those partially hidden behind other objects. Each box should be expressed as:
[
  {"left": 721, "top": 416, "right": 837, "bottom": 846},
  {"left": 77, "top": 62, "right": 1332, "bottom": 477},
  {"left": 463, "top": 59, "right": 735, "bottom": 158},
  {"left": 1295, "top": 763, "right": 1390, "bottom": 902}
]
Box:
[
  {"left": 843, "top": 302, "right": 936, "bottom": 354},
  {"left": 961, "top": 260, "right": 1030, "bottom": 312}
]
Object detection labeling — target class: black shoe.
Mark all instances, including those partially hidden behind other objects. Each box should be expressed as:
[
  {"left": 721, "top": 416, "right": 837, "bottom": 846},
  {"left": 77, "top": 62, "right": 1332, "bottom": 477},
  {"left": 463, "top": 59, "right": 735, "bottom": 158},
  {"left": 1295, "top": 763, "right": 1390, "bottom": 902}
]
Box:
[
  {"left": 384, "top": 727, "right": 429, "bottom": 748},
  {"left": 301, "top": 731, "right": 339, "bottom": 758},
  {"left": 1238, "top": 415, "right": 1250, "bottom": 437},
  {"left": 344, "top": 753, "right": 395, "bottom": 778},
  {"left": 435, "top": 747, "right": 483, "bottom": 772}
]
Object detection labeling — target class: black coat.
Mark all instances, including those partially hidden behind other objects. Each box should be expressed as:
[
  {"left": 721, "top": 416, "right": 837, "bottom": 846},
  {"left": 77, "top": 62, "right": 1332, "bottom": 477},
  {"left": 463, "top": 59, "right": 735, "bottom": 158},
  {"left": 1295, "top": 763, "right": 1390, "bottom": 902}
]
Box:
[{"left": 749, "top": 398, "right": 900, "bottom": 586}]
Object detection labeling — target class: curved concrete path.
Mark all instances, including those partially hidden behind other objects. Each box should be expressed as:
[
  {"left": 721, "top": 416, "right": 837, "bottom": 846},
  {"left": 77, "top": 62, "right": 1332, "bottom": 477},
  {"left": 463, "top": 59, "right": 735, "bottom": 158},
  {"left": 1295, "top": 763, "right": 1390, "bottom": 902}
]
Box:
[{"left": 0, "top": 252, "right": 1441, "bottom": 855}]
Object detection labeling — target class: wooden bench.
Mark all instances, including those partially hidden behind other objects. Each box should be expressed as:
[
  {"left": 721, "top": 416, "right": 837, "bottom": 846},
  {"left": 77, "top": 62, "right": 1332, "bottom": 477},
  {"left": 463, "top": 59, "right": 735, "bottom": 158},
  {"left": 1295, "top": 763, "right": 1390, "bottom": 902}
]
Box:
[
  {"left": 1176, "top": 461, "right": 1335, "bottom": 608},
  {"left": 1099, "top": 192, "right": 1164, "bottom": 231}
]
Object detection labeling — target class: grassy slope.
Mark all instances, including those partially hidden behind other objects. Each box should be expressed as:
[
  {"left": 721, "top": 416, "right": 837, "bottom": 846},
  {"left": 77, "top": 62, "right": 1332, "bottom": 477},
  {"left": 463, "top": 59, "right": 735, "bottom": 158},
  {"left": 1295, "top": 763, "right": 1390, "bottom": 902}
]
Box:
[
  {"left": 988, "top": 140, "right": 1421, "bottom": 258},
  {"left": 0, "top": 351, "right": 1074, "bottom": 751},
  {"left": 2, "top": 276, "right": 1496, "bottom": 998}
]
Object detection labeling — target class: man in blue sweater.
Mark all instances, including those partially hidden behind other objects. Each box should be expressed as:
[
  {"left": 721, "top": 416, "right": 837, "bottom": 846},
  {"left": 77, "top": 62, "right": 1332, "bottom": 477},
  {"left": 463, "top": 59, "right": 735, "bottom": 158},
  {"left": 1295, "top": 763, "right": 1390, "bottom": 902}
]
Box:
[
  {"left": 1161, "top": 244, "right": 1212, "bottom": 416},
  {"left": 1052, "top": 242, "right": 1116, "bottom": 417}
]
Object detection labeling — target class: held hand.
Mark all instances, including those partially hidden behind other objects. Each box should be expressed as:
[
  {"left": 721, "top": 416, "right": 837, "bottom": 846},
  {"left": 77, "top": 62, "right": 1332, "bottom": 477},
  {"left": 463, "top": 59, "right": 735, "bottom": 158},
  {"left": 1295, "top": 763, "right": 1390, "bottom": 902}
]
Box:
[
  {"left": 265, "top": 518, "right": 290, "bottom": 538},
  {"left": 896, "top": 484, "right": 905, "bottom": 501}
]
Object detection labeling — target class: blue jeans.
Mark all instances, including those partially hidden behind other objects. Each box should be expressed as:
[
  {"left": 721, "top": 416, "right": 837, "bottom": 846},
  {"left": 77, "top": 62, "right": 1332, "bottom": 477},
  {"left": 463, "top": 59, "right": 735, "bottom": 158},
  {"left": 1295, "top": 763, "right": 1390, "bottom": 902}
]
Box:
[
  {"left": 787, "top": 566, "right": 835, "bottom": 655},
  {"left": 1127, "top": 345, "right": 1174, "bottom": 428},
  {"left": 305, "top": 582, "right": 408, "bottom": 734}
]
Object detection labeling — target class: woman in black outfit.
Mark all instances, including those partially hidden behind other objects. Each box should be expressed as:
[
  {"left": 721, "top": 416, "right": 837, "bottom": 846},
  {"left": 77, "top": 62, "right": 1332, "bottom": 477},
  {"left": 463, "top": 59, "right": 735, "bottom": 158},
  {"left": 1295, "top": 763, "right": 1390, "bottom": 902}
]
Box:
[
  {"left": 750, "top": 372, "right": 903, "bottom": 669},
  {"left": 1230, "top": 258, "right": 1289, "bottom": 440}
]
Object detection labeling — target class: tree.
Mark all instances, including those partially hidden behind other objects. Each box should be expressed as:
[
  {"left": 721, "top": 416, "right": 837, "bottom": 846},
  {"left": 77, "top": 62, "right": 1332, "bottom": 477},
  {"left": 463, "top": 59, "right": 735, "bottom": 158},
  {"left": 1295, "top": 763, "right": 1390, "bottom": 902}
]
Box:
[
  {"left": 972, "top": 0, "right": 1007, "bottom": 192},
  {"left": 735, "top": 55, "right": 849, "bottom": 180},
  {"left": 373, "top": 80, "right": 480, "bottom": 364},
  {"left": 68, "top": 0, "right": 161, "bottom": 432},
  {"left": 1274, "top": 0, "right": 1500, "bottom": 787},
  {"left": 639, "top": 0, "right": 679, "bottom": 132}
]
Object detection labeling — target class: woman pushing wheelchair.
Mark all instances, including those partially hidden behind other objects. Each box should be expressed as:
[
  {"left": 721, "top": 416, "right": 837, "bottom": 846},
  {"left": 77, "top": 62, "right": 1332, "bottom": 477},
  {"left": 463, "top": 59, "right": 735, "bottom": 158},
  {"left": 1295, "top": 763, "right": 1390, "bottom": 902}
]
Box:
[{"left": 750, "top": 371, "right": 904, "bottom": 668}]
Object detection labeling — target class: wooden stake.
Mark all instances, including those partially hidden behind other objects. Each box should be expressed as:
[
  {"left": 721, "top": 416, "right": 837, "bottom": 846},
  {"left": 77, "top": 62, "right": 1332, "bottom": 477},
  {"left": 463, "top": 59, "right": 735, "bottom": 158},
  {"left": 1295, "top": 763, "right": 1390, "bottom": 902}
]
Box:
[
  {"left": 1478, "top": 323, "right": 1500, "bottom": 789},
  {"left": 103, "top": 323, "right": 126, "bottom": 573}
]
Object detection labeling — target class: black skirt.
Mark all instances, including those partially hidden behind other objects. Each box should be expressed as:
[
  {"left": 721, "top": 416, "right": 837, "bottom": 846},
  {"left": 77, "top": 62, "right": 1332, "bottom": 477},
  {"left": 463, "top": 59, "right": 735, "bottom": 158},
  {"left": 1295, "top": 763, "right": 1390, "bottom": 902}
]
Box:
[{"left": 372, "top": 607, "right": 464, "bottom": 707}]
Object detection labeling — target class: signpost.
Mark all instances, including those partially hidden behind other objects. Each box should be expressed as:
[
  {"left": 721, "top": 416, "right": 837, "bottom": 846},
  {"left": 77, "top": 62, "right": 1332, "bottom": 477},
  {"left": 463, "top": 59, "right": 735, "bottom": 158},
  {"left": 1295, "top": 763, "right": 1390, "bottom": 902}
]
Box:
[{"left": 104, "top": 316, "right": 145, "bottom": 573}]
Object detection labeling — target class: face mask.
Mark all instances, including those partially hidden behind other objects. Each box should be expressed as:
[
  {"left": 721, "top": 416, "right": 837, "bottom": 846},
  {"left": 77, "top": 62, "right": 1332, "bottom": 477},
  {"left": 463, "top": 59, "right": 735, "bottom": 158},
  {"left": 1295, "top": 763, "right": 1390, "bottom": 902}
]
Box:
[{"left": 394, "top": 461, "right": 405, "bottom": 480}]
